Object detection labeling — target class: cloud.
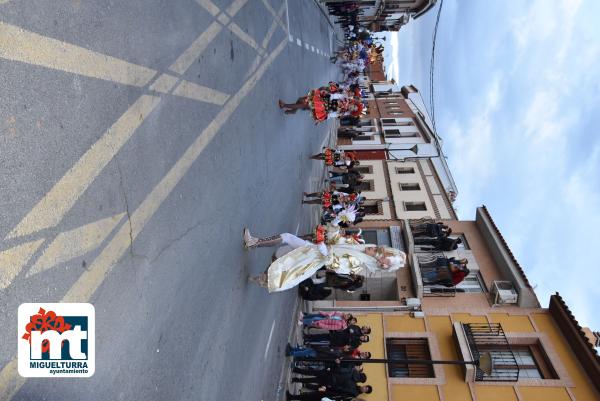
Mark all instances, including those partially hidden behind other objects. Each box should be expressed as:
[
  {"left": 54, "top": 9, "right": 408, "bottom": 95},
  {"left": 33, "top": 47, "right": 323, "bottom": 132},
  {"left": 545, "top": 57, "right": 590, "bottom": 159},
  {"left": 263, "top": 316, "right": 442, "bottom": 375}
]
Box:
[
  {"left": 521, "top": 90, "right": 576, "bottom": 144},
  {"left": 444, "top": 74, "right": 502, "bottom": 180},
  {"left": 525, "top": 146, "right": 600, "bottom": 324},
  {"left": 395, "top": 0, "right": 600, "bottom": 327}
]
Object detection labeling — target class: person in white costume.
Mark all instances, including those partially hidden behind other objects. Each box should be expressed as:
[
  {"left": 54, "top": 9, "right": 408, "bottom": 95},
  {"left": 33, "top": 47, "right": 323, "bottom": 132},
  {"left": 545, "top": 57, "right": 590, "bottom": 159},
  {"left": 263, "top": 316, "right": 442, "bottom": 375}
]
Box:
[{"left": 243, "top": 229, "right": 405, "bottom": 293}]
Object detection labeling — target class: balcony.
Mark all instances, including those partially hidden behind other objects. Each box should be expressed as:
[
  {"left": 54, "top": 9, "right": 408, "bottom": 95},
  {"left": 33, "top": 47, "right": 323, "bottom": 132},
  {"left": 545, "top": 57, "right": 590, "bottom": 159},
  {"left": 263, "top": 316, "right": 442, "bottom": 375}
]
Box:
[
  {"left": 417, "top": 252, "right": 457, "bottom": 297},
  {"left": 404, "top": 218, "right": 457, "bottom": 298},
  {"left": 454, "top": 323, "right": 519, "bottom": 382}
]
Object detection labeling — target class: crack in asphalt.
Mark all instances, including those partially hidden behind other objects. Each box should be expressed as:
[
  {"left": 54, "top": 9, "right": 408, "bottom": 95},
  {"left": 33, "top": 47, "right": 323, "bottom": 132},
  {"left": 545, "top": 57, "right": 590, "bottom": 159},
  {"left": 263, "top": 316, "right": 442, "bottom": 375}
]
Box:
[{"left": 112, "top": 150, "right": 135, "bottom": 258}]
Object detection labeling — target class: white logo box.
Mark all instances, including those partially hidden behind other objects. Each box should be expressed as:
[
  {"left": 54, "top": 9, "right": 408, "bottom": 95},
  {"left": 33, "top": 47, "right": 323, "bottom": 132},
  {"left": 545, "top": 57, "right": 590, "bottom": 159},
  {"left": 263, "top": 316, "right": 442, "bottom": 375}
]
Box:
[{"left": 18, "top": 303, "right": 95, "bottom": 378}]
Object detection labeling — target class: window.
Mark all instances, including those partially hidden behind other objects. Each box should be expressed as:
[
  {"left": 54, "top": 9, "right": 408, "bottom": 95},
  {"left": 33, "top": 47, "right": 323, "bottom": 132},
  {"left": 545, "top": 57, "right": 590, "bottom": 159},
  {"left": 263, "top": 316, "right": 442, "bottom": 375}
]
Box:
[
  {"left": 455, "top": 271, "right": 484, "bottom": 293},
  {"left": 356, "top": 180, "right": 374, "bottom": 192},
  {"left": 362, "top": 201, "right": 382, "bottom": 215},
  {"left": 361, "top": 230, "right": 378, "bottom": 244},
  {"left": 355, "top": 135, "right": 374, "bottom": 141},
  {"left": 354, "top": 166, "right": 373, "bottom": 174},
  {"left": 386, "top": 338, "right": 434, "bottom": 378},
  {"left": 381, "top": 118, "right": 411, "bottom": 126},
  {"left": 385, "top": 129, "right": 417, "bottom": 138},
  {"left": 400, "top": 183, "right": 420, "bottom": 191},
  {"left": 404, "top": 202, "right": 427, "bottom": 211},
  {"left": 396, "top": 167, "right": 415, "bottom": 174},
  {"left": 484, "top": 344, "right": 558, "bottom": 380},
  {"left": 356, "top": 120, "right": 375, "bottom": 127}
]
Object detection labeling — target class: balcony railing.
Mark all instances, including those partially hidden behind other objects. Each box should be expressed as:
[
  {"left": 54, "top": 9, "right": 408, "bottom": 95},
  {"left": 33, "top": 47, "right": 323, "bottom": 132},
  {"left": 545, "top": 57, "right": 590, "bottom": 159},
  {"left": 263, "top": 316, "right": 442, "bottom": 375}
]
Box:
[
  {"left": 462, "top": 323, "right": 519, "bottom": 382},
  {"left": 408, "top": 217, "right": 436, "bottom": 231},
  {"left": 417, "top": 253, "right": 456, "bottom": 297}
]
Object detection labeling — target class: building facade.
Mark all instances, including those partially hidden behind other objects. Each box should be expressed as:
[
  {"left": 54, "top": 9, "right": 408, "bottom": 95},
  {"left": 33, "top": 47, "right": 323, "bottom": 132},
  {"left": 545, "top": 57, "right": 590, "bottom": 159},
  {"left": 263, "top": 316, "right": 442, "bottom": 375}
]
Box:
[
  {"left": 323, "top": 0, "right": 438, "bottom": 32},
  {"left": 311, "top": 207, "right": 600, "bottom": 401},
  {"left": 306, "top": 62, "right": 600, "bottom": 400}
]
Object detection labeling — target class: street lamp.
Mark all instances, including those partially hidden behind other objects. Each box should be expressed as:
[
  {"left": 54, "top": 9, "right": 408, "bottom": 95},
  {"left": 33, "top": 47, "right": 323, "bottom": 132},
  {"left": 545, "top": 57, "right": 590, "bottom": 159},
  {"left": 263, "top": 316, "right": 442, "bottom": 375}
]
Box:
[{"left": 385, "top": 144, "right": 419, "bottom": 161}]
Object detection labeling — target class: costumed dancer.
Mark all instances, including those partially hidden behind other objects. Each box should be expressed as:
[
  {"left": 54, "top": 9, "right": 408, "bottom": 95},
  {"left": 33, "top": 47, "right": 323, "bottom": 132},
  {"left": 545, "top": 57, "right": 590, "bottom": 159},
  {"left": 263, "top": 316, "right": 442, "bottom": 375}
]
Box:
[
  {"left": 279, "top": 83, "right": 363, "bottom": 123},
  {"left": 297, "top": 223, "right": 365, "bottom": 246},
  {"left": 242, "top": 230, "right": 405, "bottom": 292},
  {"left": 309, "top": 148, "right": 359, "bottom": 169}
]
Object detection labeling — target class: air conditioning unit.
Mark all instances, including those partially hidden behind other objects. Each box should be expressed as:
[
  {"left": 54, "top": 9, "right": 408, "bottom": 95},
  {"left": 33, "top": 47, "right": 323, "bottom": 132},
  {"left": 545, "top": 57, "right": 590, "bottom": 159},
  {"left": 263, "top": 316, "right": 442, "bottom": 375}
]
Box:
[
  {"left": 491, "top": 281, "right": 518, "bottom": 305},
  {"left": 405, "top": 298, "right": 421, "bottom": 308}
]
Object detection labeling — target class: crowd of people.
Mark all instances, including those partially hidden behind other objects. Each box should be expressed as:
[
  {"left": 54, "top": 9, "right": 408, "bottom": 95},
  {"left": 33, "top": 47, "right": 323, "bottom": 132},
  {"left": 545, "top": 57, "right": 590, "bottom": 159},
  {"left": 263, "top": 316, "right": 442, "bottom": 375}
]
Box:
[
  {"left": 243, "top": 146, "right": 405, "bottom": 293},
  {"left": 278, "top": 25, "right": 382, "bottom": 124},
  {"left": 411, "top": 222, "right": 470, "bottom": 287},
  {"left": 285, "top": 312, "right": 374, "bottom": 401},
  {"left": 243, "top": 13, "right": 469, "bottom": 400}
]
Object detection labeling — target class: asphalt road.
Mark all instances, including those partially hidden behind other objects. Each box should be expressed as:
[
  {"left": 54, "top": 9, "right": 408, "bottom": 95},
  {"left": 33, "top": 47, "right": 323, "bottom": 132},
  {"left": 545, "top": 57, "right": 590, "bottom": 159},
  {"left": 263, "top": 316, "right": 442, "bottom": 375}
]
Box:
[{"left": 0, "top": 1, "right": 339, "bottom": 400}]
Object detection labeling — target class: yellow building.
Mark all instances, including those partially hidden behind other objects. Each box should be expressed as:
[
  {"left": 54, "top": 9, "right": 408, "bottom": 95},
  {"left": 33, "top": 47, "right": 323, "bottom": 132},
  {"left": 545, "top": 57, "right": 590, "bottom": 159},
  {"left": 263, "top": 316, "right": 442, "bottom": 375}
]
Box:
[{"left": 310, "top": 207, "right": 600, "bottom": 401}]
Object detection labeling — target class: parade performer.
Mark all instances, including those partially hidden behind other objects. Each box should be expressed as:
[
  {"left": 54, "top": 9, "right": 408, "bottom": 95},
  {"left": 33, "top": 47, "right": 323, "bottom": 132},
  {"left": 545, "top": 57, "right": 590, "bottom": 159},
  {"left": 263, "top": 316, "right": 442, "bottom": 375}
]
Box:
[
  {"left": 243, "top": 230, "right": 405, "bottom": 292},
  {"left": 279, "top": 83, "right": 362, "bottom": 123},
  {"left": 297, "top": 223, "right": 365, "bottom": 246},
  {"left": 301, "top": 191, "right": 360, "bottom": 211},
  {"left": 309, "top": 148, "right": 358, "bottom": 169}
]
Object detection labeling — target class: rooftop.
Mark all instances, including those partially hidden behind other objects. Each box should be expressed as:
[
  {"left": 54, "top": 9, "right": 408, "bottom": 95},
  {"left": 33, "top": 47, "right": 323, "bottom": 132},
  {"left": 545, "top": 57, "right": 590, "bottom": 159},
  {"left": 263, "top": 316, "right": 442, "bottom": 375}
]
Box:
[
  {"left": 549, "top": 293, "right": 600, "bottom": 393},
  {"left": 476, "top": 206, "right": 540, "bottom": 308}
]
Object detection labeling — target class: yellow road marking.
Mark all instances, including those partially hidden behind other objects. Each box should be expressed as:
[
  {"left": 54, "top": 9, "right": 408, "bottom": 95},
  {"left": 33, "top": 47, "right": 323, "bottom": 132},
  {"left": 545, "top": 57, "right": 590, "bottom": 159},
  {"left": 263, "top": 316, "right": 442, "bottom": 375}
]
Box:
[
  {"left": 226, "top": 0, "right": 247, "bottom": 17},
  {"left": 260, "top": 0, "right": 287, "bottom": 34},
  {"left": 0, "top": 239, "right": 45, "bottom": 289},
  {"left": 261, "top": 4, "right": 286, "bottom": 50},
  {"left": 0, "top": 22, "right": 156, "bottom": 87},
  {"left": 149, "top": 73, "right": 180, "bottom": 93},
  {"left": 63, "top": 38, "right": 288, "bottom": 304},
  {"left": 244, "top": 3, "right": 286, "bottom": 80},
  {"left": 195, "top": 0, "right": 220, "bottom": 17},
  {"left": 0, "top": 33, "right": 288, "bottom": 401},
  {"left": 244, "top": 55, "right": 262, "bottom": 80},
  {"left": 6, "top": 0, "right": 250, "bottom": 242},
  {"left": 6, "top": 96, "right": 161, "bottom": 239},
  {"left": 172, "top": 80, "right": 230, "bottom": 105},
  {"left": 0, "top": 359, "right": 23, "bottom": 401},
  {"left": 168, "top": 22, "right": 222, "bottom": 75},
  {"left": 228, "top": 22, "right": 262, "bottom": 53},
  {"left": 217, "top": 13, "right": 230, "bottom": 25},
  {"left": 27, "top": 213, "right": 126, "bottom": 277}
]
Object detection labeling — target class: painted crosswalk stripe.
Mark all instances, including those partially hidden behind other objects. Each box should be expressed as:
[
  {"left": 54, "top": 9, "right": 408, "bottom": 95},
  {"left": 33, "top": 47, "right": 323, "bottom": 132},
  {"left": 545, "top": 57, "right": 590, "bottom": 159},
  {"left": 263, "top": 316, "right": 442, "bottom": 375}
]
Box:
[
  {"left": 260, "top": 0, "right": 287, "bottom": 33},
  {"left": 6, "top": 95, "right": 161, "bottom": 239},
  {"left": 0, "top": 240, "right": 45, "bottom": 290},
  {"left": 245, "top": 2, "right": 285, "bottom": 80},
  {"left": 261, "top": 3, "right": 286, "bottom": 50},
  {"left": 0, "top": 22, "right": 156, "bottom": 87},
  {"left": 169, "top": 21, "right": 222, "bottom": 74},
  {"left": 27, "top": 213, "right": 126, "bottom": 277},
  {"left": 172, "top": 80, "right": 230, "bottom": 105},
  {"left": 61, "top": 38, "right": 288, "bottom": 306},
  {"left": 148, "top": 73, "right": 180, "bottom": 93},
  {"left": 228, "top": 22, "right": 261, "bottom": 53},
  {"left": 195, "top": 0, "right": 220, "bottom": 17},
  {"left": 226, "top": 0, "right": 247, "bottom": 16}
]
